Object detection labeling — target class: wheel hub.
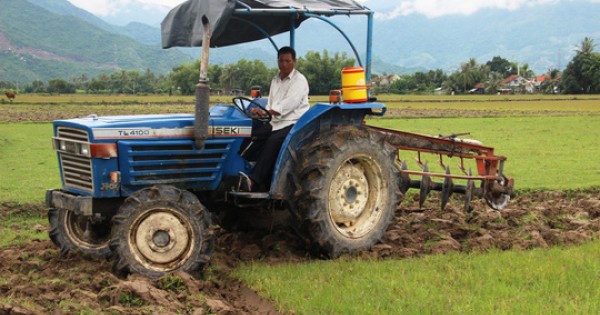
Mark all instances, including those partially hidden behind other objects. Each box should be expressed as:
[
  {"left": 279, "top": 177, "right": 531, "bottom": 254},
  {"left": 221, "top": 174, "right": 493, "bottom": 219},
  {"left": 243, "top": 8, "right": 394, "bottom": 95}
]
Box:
[
  {"left": 327, "top": 155, "right": 388, "bottom": 239},
  {"left": 330, "top": 163, "right": 370, "bottom": 225},
  {"left": 133, "top": 210, "right": 193, "bottom": 265},
  {"left": 152, "top": 230, "right": 171, "bottom": 248},
  {"left": 345, "top": 186, "right": 358, "bottom": 203},
  {"left": 65, "top": 211, "right": 110, "bottom": 249}
]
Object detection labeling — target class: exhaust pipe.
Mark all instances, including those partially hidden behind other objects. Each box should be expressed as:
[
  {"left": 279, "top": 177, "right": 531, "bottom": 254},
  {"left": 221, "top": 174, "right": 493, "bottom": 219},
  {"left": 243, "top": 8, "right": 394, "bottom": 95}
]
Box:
[
  {"left": 195, "top": 81, "right": 209, "bottom": 149},
  {"left": 195, "top": 15, "right": 211, "bottom": 149}
]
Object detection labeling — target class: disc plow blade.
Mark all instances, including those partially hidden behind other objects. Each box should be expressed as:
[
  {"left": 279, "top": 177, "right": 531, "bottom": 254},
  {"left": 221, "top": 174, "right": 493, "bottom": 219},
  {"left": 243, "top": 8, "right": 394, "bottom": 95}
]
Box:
[
  {"left": 440, "top": 166, "right": 454, "bottom": 210},
  {"left": 419, "top": 163, "right": 432, "bottom": 208}
]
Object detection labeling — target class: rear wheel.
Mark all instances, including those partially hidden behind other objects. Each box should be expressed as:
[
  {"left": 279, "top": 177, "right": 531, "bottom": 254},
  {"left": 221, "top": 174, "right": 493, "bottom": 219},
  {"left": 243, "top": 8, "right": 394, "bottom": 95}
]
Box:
[
  {"left": 110, "top": 185, "right": 213, "bottom": 279},
  {"left": 48, "top": 208, "right": 111, "bottom": 258},
  {"left": 289, "top": 125, "right": 401, "bottom": 257}
]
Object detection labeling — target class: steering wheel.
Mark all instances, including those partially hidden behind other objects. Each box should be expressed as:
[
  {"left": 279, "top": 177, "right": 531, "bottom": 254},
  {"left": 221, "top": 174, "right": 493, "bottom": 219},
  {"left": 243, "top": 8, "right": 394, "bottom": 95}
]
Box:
[{"left": 232, "top": 97, "right": 272, "bottom": 122}]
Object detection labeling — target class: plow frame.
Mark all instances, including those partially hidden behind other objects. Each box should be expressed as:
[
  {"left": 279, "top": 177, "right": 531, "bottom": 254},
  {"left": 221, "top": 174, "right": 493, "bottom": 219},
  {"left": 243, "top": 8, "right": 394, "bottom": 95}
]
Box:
[{"left": 367, "top": 125, "right": 514, "bottom": 210}]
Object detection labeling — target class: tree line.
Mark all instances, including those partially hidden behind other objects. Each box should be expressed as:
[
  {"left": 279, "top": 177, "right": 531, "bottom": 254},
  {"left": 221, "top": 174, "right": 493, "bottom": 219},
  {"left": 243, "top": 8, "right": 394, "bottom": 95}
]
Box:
[
  {"left": 373, "top": 38, "right": 599, "bottom": 95},
  {"left": 1, "top": 38, "right": 598, "bottom": 96}
]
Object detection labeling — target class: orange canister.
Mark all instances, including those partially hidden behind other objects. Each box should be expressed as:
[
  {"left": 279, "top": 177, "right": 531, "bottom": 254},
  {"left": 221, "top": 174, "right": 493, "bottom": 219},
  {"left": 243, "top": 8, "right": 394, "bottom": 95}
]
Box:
[{"left": 341, "top": 66, "right": 368, "bottom": 103}]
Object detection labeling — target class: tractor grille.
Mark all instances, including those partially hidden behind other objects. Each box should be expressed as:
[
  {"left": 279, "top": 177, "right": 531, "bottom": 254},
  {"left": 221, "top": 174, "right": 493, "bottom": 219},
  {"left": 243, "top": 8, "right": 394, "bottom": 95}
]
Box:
[
  {"left": 56, "top": 127, "right": 93, "bottom": 192},
  {"left": 123, "top": 140, "right": 233, "bottom": 186}
]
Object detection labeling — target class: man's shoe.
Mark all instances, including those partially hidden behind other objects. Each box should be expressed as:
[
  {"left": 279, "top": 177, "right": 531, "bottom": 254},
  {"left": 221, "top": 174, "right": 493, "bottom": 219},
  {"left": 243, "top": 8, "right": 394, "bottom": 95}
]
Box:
[{"left": 238, "top": 172, "right": 253, "bottom": 192}]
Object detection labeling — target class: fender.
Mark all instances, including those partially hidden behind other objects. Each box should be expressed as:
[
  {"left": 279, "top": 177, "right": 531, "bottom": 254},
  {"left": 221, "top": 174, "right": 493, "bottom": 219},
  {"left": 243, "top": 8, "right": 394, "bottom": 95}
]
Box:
[{"left": 269, "top": 102, "right": 386, "bottom": 199}]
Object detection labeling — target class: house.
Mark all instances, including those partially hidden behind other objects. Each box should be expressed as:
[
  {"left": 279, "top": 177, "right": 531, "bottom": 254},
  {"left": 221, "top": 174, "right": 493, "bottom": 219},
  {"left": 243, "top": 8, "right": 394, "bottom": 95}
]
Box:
[
  {"left": 468, "top": 82, "right": 485, "bottom": 94},
  {"left": 533, "top": 74, "right": 561, "bottom": 94},
  {"left": 503, "top": 74, "right": 526, "bottom": 88},
  {"left": 433, "top": 87, "right": 445, "bottom": 95},
  {"left": 230, "top": 89, "right": 243, "bottom": 96},
  {"left": 373, "top": 74, "right": 400, "bottom": 86},
  {"left": 502, "top": 74, "right": 535, "bottom": 93},
  {"left": 535, "top": 75, "right": 549, "bottom": 84},
  {"left": 380, "top": 74, "right": 400, "bottom": 86}
]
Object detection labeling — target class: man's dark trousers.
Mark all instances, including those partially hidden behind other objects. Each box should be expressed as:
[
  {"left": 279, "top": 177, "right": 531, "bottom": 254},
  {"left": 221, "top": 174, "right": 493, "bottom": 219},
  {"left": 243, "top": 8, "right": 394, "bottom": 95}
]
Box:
[{"left": 249, "top": 124, "right": 293, "bottom": 190}]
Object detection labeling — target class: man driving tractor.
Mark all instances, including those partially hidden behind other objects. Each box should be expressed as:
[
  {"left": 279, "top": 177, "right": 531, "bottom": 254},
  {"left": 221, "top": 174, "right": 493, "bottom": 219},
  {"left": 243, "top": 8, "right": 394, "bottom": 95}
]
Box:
[{"left": 239, "top": 46, "right": 310, "bottom": 192}]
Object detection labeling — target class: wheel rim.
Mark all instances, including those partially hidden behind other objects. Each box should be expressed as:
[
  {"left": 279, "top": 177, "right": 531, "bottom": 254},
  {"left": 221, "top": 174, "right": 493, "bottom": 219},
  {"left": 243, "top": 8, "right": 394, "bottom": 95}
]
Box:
[
  {"left": 486, "top": 193, "right": 511, "bottom": 210},
  {"left": 328, "top": 155, "right": 387, "bottom": 239},
  {"left": 64, "top": 211, "right": 110, "bottom": 250},
  {"left": 130, "top": 208, "right": 194, "bottom": 272},
  {"left": 485, "top": 178, "right": 511, "bottom": 210}
]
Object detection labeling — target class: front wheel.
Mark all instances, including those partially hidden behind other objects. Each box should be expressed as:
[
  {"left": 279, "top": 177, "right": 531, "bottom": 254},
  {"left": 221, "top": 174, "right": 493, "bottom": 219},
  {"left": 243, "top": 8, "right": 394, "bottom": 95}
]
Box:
[
  {"left": 48, "top": 208, "right": 112, "bottom": 258},
  {"left": 110, "top": 185, "right": 213, "bottom": 279},
  {"left": 289, "top": 125, "right": 401, "bottom": 257}
]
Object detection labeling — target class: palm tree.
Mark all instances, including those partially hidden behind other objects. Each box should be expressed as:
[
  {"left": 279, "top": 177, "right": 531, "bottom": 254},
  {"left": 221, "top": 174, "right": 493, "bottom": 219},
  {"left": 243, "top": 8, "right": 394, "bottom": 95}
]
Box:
[
  {"left": 484, "top": 72, "right": 504, "bottom": 94},
  {"left": 219, "top": 64, "right": 237, "bottom": 93},
  {"left": 459, "top": 58, "right": 479, "bottom": 92},
  {"left": 542, "top": 69, "right": 561, "bottom": 94},
  {"left": 576, "top": 37, "right": 596, "bottom": 55},
  {"left": 442, "top": 73, "right": 461, "bottom": 94},
  {"left": 519, "top": 63, "right": 535, "bottom": 79}
]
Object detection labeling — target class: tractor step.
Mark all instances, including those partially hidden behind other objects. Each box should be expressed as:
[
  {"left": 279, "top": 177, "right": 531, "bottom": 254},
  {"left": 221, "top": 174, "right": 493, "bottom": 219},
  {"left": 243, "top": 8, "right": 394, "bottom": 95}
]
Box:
[{"left": 228, "top": 191, "right": 270, "bottom": 199}]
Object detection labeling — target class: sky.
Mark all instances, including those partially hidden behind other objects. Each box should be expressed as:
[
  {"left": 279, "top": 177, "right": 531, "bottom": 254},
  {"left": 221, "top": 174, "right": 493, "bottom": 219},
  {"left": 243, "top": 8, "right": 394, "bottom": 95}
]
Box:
[
  {"left": 67, "top": 0, "right": 600, "bottom": 21},
  {"left": 66, "top": 0, "right": 182, "bottom": 18}
]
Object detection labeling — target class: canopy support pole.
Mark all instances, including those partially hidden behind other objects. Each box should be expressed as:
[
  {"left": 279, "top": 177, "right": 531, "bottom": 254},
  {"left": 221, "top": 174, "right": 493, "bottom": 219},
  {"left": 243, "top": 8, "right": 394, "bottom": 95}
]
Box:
[
  {"left": 289, "top": 15, "right": 296, "bottom": 49},
  {"left": 366, "top": 11, "right": 374, "bottom": 83},
  {"left": 304, "top": 13, "right": 363, "bottom": 69}
]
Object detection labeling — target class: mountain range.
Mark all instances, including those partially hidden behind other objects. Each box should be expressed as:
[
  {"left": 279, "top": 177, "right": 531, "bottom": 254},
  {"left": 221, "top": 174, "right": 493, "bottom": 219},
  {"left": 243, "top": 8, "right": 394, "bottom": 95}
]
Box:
[
  {"left": 1, "top": 0, "right": 599, "bottom": 84},
  {"left": 0, "top": 0, "right": 191, "bottom": 84}
]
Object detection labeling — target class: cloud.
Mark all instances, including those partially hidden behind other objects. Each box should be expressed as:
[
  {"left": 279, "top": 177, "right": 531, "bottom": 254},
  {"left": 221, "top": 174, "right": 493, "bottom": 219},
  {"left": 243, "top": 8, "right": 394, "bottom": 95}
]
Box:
[
  {"left": 67, "top": 0, "right": 185, "bottom": 17},
  {"left": 366, "top": 0, "right": 561, "bottom": 19},
  {"left": 68, "top": 0, "right": 600, "bottom": 20}
]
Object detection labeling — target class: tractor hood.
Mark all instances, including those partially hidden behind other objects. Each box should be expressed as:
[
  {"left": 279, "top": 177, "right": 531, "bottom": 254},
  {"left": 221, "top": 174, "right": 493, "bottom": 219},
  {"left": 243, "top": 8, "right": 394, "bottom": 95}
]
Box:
[{"left": 53, "top": 105, "right": 252, "bottom": 142}]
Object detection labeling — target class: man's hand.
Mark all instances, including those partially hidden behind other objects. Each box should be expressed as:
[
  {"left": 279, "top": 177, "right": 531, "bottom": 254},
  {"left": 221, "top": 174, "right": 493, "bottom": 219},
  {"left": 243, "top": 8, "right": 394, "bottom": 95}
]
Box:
[
  {"left": 250, "top": 108, "right": 279, "bottom": 116},
  {"left": 250, "top": 107, "right": 264, "bottom": 116}
]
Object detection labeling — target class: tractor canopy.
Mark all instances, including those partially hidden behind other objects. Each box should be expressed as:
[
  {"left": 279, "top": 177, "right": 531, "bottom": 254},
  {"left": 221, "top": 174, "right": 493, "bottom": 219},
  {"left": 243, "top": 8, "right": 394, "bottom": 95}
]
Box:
[
  {"left": 162, "top": 0, "right": 369, "bottom": 48},
  {"left": 161, "top": 0, "right": 373, "bottom": 78}
]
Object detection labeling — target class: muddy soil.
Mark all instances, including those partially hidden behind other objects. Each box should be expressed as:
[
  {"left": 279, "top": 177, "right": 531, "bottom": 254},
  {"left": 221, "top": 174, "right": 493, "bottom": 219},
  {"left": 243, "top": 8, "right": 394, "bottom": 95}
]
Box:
[
  {"left": 1, "top": 190, "right": 599, "bottom": 314},
  {"left": 0, "top": 104, "right": 196, "bottom": 123}
]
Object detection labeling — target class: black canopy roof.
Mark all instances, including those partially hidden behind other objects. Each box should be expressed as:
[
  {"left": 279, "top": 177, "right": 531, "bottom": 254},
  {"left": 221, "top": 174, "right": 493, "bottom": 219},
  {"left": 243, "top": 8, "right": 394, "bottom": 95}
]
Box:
[{"left": 161, "top": 0, "right": 369, "bottom": 48}]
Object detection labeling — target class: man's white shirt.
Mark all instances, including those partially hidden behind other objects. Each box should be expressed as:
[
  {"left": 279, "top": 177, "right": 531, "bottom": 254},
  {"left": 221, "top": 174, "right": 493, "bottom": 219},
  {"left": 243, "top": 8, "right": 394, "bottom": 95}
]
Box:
[{"left": 267, "top": 69, "right": 310, "bottom": 131}]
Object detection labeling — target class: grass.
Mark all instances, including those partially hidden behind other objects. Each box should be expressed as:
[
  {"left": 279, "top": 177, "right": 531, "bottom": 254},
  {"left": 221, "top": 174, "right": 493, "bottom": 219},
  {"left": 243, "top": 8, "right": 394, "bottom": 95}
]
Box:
[
  {"left": 0, "top": 215, "right": 47, "bottom": 248},
  {"left": 0, "top": 123, "right": 60, "bottom": 203},
  {"left": 385, "top": 99, "right": 600, "bottom": 112},
  {"left": 0, "top": 201, "right": 48, "bottom": 249},
  {"left": 7, "top": 92, "right": 600, "bottom": 103},
  {"left": 372, "top": 93, "right": 600, "bottom": 102},
  {"left": 3, "top": 93, "right": 226, "bottom": 104},
  {"left": 234, "top": 241, "right": 600, "bottom": 314}
]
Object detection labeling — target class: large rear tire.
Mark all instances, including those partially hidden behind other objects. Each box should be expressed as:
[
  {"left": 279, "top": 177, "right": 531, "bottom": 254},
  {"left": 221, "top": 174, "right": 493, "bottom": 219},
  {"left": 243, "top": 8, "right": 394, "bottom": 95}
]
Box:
[
  {"left": 48, "top": 208, "right": 112, "bottom": 258},
  {"left": 110, "top": 185, "right": 213, "bottom": 279},
  {"left": 289, "top": 125, "right": 401, "bottom": 257}
]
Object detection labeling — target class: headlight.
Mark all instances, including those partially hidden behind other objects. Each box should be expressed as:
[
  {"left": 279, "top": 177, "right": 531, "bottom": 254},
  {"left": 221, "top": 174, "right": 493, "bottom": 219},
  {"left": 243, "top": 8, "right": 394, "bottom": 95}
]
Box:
[
  {"left": 53, "top": 137, "right": 117, "bottom": 158},
  {"left": 53, "top": 138, "right": 91, "bottom": 157},
  {"left": 80, "top": 143, "right": 90, "bottom": 156}
]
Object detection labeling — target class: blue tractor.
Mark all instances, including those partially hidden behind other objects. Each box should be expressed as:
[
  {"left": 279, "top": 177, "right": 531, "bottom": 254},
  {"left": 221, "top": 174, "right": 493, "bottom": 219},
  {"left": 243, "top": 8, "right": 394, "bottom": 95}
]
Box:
[{"left": 46, "top": 0, "right": 514, "bottom": 278}]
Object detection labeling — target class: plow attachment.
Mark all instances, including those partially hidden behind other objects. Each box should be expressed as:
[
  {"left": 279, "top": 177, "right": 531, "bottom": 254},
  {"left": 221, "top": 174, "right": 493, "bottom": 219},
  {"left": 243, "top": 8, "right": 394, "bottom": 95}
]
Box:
[{"left": 369, "top": 125, "right": 515, "bottom": 211}]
